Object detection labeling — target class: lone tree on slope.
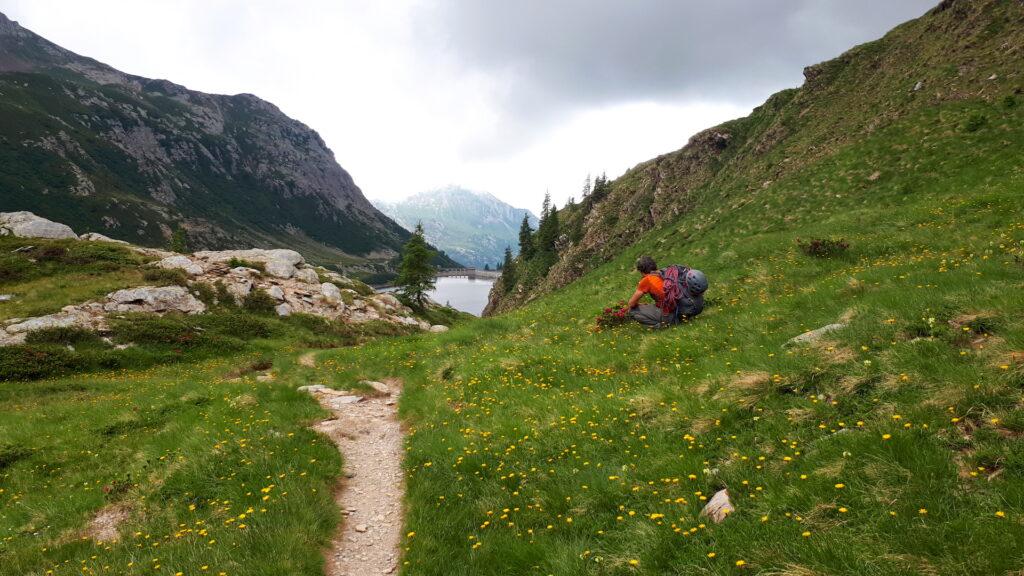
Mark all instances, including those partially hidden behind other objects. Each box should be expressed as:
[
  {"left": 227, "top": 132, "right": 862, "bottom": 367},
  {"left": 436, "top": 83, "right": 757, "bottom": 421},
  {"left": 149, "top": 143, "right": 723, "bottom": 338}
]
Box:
[
  {"left": 501, "top": 246, "right": 516, "bottom": 291},
  {"left": 396, "top": 222, "right": 436, "bottom": 307}
]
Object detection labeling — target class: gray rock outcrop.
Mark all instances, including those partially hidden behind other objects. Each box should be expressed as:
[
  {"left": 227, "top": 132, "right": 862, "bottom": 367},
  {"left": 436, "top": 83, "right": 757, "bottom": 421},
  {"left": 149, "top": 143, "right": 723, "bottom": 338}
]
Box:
[
  {"left": 0, "top": 211, "right": 78, "bottom": 240},
  {"left": 103, "top": 286, "right": 206, "bottom": 314}
]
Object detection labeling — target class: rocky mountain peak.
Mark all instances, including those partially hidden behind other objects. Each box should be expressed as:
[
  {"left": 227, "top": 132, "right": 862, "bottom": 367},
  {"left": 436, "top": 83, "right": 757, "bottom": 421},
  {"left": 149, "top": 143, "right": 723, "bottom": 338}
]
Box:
[{"left": 0, "top": 13, "right": 453, "bottom": 270}]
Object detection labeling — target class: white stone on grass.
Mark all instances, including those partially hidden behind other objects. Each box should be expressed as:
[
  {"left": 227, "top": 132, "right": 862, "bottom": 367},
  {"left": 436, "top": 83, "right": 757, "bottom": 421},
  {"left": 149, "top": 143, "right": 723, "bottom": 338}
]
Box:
[{"left": 700, "top": 489, "right": 735, "bottom": 523}]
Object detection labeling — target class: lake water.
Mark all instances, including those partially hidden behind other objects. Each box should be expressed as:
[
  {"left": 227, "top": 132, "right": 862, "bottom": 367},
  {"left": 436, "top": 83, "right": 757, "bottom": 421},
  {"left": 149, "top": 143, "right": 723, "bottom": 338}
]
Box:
[{"left": 427, "top": 277, "right": 494, "bottom": 316}]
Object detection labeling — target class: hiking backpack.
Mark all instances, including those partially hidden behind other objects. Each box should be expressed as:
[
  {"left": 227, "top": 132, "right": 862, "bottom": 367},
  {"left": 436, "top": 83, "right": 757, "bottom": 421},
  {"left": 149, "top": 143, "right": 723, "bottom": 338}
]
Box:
[{"left": 659, "top": 265, "right": 708, "bottom": 320}]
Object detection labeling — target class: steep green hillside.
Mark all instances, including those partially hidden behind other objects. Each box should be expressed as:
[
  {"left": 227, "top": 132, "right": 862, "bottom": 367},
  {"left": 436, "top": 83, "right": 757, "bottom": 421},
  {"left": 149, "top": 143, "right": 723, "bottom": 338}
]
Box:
[
  {"left": 0, "top": 12, "right": 461, "bottom": 273},
  {"left": 490, "top": 0, "right": 1024, "bottom": 312},
  {"left": 315, "top": 89, "right": 1024, "bottom": 573}
]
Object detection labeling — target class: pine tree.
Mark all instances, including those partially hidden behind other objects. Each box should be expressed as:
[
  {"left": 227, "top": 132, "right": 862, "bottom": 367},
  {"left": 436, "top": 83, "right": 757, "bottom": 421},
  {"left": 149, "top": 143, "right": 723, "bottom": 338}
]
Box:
[
  {"left": 537, "top": 202, "right": 559, "bottom": 254},
  {"left": 395, "top": 223, "right": 436, "bottom": 307},
  {"left": 518, "top": 214, "right": 535, "bottom": 259},
  {"left": 483, "top": 263, "right": 490, "bottom": 271},
  {"left": 501, "top": 246, "right": 516, "bottom": 291},
  {"left": 582, "top": 174, "right": 592, "bottom": 197}
]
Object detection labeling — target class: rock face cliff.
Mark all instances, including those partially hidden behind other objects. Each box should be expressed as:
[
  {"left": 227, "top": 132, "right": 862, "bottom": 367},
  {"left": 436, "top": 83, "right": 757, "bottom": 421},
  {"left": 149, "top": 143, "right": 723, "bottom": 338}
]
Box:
[
  {"left": 486, "top": 0, "right": 1024, "bottom": 314},
  {"left": 0, "top": 11, "right": 413, "bottom": 267}
]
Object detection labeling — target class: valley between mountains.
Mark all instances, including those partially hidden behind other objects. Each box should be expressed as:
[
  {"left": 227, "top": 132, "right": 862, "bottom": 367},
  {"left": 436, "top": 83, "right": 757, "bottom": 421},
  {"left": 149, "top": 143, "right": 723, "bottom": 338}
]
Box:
[{"left": 3, "top": 1, "right": 1024, "bottom": 575}]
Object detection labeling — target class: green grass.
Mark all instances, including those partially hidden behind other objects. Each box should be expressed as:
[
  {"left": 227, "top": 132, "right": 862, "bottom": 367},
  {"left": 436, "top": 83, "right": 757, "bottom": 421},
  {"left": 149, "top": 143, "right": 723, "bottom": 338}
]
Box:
[
  {"left": 303, "top": 135, "right": 1024, "bottom": 574},
  {"left": 0, "top": 310, "right": 436, "bottom": 575},
  {"left": 0, "top": 237, "right": 151, "bottom": 321},
  {"left": 0, "top": 343, "right": 341, "bottom": 576}
]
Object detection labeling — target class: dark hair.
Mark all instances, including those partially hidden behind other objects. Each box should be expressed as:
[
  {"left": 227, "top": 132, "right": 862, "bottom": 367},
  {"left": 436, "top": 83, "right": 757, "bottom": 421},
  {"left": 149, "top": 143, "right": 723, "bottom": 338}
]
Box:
[{"left": 636, "top": 255, "right": 657, "bottom": 274}]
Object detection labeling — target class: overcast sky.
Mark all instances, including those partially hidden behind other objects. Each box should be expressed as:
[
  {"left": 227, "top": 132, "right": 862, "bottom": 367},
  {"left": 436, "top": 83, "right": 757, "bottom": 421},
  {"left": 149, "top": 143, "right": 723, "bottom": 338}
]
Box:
[{"left": 0, "top": 0, "right": 935, "bottom": 212}]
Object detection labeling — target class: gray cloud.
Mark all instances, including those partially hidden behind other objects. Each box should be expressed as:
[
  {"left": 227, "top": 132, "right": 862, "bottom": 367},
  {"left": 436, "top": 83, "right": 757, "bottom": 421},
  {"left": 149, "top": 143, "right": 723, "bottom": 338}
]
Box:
[{"left": 416, "top": 0, "right": 937, "bottom": 155}]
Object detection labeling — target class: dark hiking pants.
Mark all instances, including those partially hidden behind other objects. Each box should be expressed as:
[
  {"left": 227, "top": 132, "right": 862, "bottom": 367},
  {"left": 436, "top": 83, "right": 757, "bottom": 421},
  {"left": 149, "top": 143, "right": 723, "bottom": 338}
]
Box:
[{"left": 629, "top": 304, "right": 676, "bottom": 329}]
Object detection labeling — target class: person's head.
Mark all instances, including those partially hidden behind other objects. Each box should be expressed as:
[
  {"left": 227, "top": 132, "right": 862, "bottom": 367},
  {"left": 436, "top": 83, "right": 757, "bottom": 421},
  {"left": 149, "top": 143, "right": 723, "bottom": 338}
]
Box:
[{"left": 635, "top": 255, "right": 657, "bottom": 274}]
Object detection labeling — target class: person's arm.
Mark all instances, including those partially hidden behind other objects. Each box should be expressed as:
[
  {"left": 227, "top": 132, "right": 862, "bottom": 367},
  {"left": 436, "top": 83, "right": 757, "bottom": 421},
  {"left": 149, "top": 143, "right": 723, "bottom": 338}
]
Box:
[{"left": 627, "top": 288, "right": 645, "bottom": 309}]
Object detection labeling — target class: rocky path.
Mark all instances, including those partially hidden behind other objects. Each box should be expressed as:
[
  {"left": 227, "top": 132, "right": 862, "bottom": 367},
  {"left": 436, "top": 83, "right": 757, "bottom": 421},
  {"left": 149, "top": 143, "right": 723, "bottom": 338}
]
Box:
[{"left": 301, "top": 362, "right": 405, "bottom": 576}]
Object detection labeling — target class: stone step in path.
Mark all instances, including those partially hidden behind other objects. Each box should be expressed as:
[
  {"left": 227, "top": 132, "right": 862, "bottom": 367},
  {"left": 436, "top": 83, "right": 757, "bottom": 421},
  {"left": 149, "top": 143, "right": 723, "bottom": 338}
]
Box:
[{"left": 300, "top": 369, "right": 405, "bottom": 576}]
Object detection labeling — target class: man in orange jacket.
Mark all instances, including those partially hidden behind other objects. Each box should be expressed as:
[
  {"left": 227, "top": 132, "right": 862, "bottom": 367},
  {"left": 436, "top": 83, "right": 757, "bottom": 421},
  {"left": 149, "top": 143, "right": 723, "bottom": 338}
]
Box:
[{"left": 626, "top": 255, "right": 676, "bottom": 328}]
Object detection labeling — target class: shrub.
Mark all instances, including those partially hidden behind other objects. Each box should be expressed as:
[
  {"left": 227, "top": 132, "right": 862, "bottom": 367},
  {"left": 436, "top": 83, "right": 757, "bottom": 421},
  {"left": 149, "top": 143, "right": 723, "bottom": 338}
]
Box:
[
  {"left": 242, "top": 289, "right": 277, "bottom": 314},
  {"left": 110, "top": 314, "right": 200, "bottom": 346},
  {"left": 192, "top": 282, "right": 217, "bottom": 306},
  {"left": 962, "top": 112, "right": 987, "bottom": 133},
  {"left": 0, "top": 443, "right": 32, "bottom": 470},
  {"left": 197, "top": 312, "right": 275, "bottom": 339},
  {"left": 228, "top": 258, "right": 265, "bottom": 272},
  {"left": 797, "top": 237, "right": 850, "bottom": 258},
  {"left": 25, "top": 326, "right": 102, "bottom": 346},
  {"left": 32, "top": 246, "right": 68, "bottom": 262},
  {"left": 0, "top": 255, "right": 32, "bottom": 284},
  {"left": 214, "top": 281, "right": 235, "bottom": 307},
  {"left": 0, "top": 345, "right": 84, "bottom": 381},
  {"left": 595, "top": 301, "right": 630, "bottom": 329},
  {"left": 1004, "top": 95, "right": 1017, "bottom": 109},
  {"left": 143, "top": 268, "right": 189, "bottom": 286}
]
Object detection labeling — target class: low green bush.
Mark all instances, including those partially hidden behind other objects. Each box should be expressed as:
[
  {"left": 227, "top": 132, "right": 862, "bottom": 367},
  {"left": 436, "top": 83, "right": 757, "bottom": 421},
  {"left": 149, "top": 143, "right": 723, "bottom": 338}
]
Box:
[
  {"left": 228, "top": 258, "right": 265, "bottom": 272},
  {"left": 0, "top": 345, "right": 84, "bottom": 380},
  {"left": 142, "top": 268, "right": 189, "bottom": 286},
  {"left": 24, "top": 326, "right": 102, "bottom": 346},
  {"left": 197, "top": 312, "right": 275, "bottom": 339},
  {"left": 797, "top": 237, "right": 850, "bottom": 258},
  {"left": 242, "top": 289, "right": 277, "bottom": 314}
]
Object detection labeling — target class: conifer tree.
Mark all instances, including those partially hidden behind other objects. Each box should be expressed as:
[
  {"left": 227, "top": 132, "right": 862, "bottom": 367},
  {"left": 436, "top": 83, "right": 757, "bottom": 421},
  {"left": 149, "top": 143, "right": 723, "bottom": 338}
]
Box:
[
  {"left": 396, "top": 222, "right": 436, "bottom": 307},
  {"left": 501, "top": 246, "right": 516, "bottom": 291},
  {"left": 518, "top": 214, "right": 535, "bottom": 259},
  {"left": 537, "top": 202, "right": 560, "bottom": 254}
]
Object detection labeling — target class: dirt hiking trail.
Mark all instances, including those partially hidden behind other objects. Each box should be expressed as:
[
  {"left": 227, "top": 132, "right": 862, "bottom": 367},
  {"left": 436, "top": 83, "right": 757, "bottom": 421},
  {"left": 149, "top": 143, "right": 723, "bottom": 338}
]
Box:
[{"left": 301, "top": 356, "right": 405, "bottom": 576}]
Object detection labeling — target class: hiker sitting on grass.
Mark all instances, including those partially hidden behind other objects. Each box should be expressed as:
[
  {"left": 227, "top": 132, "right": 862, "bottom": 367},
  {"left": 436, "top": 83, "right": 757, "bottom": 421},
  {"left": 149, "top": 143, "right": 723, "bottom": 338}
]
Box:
[{"left": 626, "top": 255, "right": 708, "bottom": 328}]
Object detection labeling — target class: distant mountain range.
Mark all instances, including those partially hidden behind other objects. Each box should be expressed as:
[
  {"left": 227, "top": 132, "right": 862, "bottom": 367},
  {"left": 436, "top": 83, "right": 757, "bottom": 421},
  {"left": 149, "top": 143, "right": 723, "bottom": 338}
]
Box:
[
  {"left": 0, "top": 11, "right": 457, "bottom": 274},
  {"left": 374, "top": 187, "right": 537, "bottom": 269}
]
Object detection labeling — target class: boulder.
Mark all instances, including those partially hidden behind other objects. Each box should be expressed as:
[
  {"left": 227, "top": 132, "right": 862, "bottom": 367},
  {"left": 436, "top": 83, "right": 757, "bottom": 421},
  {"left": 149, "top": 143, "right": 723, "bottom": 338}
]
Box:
[
  {"left": 786, "top": 323, "right": 847, "bottom": 346},
  {"left": 103, "top": 286, "right": 206, "bottom": 314},
  {"left": 226, "top": 280, "right": 252, "bottom": 303},
  {"left": 359, "top": 380, "right": 392, "bottom": 396},
  {"left": 4, "top": 308, "right": 98, "bottom": 334},
  {"left": 321, "top": 282, "right": 342, "bottom": 303},
  {"left": 193, "top": 248, "right": 304, "bottom": 266},
  {"left": 267, "top": 286, "right": 285, "bottom": 301},
  {"left": 396, "top": 316, "right": 420, "bottom": 326},
  {"left": 294, "top": 267, "right": 320, "bottom": 284},
  {"left": 700, "top": 489, "right": 735, "bottom": 523},
  {"left": 0, "top": 211, "right": 77, "bottom": 240},
  {"left": 378, "top": 293, "right": 402, "bottom": 308},
  {"left": 156, "top": 255, "right": 204, "bottom": 276},
  {"left": 264, "top": 260, "right": 297, "bottom": 279},
  {"left": 0, "top": 294, "right": 12, "bottom": 302},
  {"left": 429, "top": 325, "right": 449, "bottom": 333},
  {"left": 0, "top": 329, "right": 26, "bottom": 346},
  {"left": 275, "top": 303, "right": 292, "bottom": 317}
]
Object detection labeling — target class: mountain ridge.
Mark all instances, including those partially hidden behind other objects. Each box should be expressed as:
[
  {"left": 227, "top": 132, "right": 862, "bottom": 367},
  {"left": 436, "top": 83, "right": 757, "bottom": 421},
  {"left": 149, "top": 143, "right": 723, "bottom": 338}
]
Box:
[
  {"left": 0, "top": 11, "right": 457, "bottom": 275},
  {"left": 374, "top": 186, "right": 537, "bottom": 269}
]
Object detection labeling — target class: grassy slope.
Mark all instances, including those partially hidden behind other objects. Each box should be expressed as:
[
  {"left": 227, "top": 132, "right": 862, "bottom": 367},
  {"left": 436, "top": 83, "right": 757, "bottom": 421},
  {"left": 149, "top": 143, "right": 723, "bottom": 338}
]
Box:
[
  {"left": 0, "top": 344, "right": 342, "bottom": 576},
  {"left": 494, "top": 0, "right": 1024, "bottom": 311},
  {"left": 309, "top": 81, "right": 1024, "bottom": 574},
  {"left": 0, "top": 236, "right": 467, "bottom": 574}
]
